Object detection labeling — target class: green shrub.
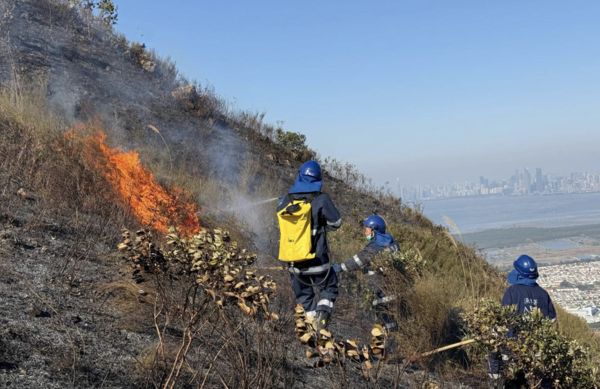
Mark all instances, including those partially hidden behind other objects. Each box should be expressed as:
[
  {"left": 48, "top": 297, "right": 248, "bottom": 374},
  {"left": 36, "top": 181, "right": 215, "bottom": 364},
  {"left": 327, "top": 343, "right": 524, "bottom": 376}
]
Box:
[
  {"left": 464, "top": 300, "right": 599, "bottom": 388},
  {"left": 275, "top": 128, "right": 308, "bottom": 157},
  {"left": 75, "top": 0, "right": 118, "bottom": 25}
]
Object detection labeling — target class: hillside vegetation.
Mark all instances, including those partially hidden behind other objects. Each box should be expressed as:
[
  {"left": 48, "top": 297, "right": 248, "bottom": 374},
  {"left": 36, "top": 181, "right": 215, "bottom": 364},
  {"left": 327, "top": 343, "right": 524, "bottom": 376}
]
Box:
[
  {"left": 1, "top": 1, "right": 599, "bottom": 387},
  {"left": 461, "top": 224, "right": 600, "bottom": 250}
]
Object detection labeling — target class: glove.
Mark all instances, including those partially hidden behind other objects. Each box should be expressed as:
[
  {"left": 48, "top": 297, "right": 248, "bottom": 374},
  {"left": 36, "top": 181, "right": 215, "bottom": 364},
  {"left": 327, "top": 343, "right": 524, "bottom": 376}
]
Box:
[{"left": 331, "top": 263, "right": 343, "bottom": 274}]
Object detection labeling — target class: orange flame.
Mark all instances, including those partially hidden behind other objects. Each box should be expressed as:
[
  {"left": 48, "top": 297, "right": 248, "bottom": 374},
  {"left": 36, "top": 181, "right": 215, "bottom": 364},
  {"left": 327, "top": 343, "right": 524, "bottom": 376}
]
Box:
[{"left": 72, "top": 124, "right": 200, "bottom": 236}]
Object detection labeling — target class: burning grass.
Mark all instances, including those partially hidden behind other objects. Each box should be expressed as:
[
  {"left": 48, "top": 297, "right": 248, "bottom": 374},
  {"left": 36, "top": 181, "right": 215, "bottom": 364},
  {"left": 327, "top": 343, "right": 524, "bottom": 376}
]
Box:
[{"left": 69, "top": 122, "right": 201, "bottom": 236}]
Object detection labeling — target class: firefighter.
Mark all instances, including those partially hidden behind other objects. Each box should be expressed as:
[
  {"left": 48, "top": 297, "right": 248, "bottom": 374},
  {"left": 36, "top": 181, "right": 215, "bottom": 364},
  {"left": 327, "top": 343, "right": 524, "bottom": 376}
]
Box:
[
  {"left": 332, "top": 214, "right": 399, "bottom": 332},
  {"left": 277, "top": 160, "right": 342, "bottom": 330},
  {"left": 488, "top": 254, "right": 556, "bottom": 388}
]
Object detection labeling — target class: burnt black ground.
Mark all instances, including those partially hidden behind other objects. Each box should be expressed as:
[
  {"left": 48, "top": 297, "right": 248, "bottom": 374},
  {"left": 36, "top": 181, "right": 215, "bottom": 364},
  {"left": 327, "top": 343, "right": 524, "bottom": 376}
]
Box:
[
  {"left": 0, "top": 189, "right": 429, "bottom": 388},
  {"left": 0, "top": 189, "right": 154, "bottom": 388}
]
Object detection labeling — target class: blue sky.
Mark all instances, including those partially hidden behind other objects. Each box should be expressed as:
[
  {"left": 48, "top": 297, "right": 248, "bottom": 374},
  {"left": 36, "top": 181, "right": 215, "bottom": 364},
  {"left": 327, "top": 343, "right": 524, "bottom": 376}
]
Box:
[{"left": 115, "top": 1, "right": 600, "bottom": 186}]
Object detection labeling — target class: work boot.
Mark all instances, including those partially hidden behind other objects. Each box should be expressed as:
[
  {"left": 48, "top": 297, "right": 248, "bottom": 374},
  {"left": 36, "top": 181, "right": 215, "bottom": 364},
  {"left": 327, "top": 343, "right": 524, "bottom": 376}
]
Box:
[
  {"left": 487, "top": 374, "right": 504, "bottom": 389},
  {"left": 315, "top": 311, "right": 330, "bottom": 332},
  {"left": 382, "top": 316, "right": 398, "bottom": 333},
  {"left": 383, "top": 335, "right": 400, "bottom": 361}
]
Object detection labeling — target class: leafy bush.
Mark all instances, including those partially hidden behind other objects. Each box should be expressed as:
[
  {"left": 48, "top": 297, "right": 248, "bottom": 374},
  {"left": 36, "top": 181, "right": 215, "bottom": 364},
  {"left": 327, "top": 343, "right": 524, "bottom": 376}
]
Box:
[
  {"left": 464, "top": 300, "right": 599, "bottom": 388},
  {"left": 95, "top": 0, "right": 117, "bottom": 24},
  {"left": 73, "top": 0, "right": 118, "bottom": 25},
  {"left": 274, "top": 128, "right": 308, "bottom": 157}
]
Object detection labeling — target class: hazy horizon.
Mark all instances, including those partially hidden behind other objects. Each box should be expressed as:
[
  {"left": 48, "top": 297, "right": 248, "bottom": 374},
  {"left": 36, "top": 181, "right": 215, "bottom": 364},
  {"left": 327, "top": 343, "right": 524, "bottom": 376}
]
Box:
[
  {"left": 116, "top": 1, "right": 600, "bottom": 187},
  {"left": 362, "top": 142, "right": 600, "bottom": 187}
]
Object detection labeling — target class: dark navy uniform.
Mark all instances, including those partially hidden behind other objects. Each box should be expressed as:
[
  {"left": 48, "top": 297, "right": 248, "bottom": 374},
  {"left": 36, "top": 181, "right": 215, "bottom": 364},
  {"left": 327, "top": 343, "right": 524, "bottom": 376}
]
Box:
[
  {"left": 340, "top": 235, "right": 400, "bottom": 330},
  {"left": 277, "top": 192, "right": 342, "bottom": 314},
  {"left": 340, "top": 238, "right": 398, "bottom": 272},
  {"left": 501, "top": 284, "right": 556, "bottom": 319}
]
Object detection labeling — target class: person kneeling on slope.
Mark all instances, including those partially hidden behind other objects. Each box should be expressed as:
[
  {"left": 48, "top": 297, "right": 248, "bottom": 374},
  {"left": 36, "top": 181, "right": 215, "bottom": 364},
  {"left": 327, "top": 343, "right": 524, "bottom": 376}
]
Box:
[{"left": 332, "top": 214, "right": 399, "bottom": 332}]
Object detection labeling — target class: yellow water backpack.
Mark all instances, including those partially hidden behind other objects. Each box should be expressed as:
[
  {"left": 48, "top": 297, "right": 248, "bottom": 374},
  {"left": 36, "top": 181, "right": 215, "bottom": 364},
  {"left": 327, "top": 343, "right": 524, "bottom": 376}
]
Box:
[{"left": 277, "top": 197, "right": 316, "bottom": 262}]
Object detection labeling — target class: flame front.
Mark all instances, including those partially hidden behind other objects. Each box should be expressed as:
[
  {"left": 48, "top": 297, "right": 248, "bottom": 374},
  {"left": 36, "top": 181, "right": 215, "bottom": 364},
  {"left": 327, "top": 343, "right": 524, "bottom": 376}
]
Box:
[{"left": 74, "top": 125, "right": 200, "bottom": 236}]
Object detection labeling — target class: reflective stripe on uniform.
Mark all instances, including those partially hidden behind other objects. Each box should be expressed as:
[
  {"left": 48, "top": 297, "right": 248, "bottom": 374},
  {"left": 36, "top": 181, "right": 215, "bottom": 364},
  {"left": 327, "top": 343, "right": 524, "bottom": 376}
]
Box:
[
  {"left": 312, "top": 229, "right": 318, "bottom": 236},
  {"left": 317, "top": 299, "right": 333, "bottom": 308},
  {"left": 327, "top": 218, "right": 342, "bottom": 228},
  {"left": 288, "top": 264, "right": 331, "bottom": 276},
  {"left": 372, "top": 295, "right": 396, "bottom": 306},
  {"left": 353, "top": 255, "right": 363, "bottom": 267}
]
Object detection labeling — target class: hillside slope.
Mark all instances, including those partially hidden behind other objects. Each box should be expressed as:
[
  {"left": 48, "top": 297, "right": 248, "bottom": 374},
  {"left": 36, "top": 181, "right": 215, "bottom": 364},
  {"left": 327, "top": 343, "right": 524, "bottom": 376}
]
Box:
[{"left": 1, "top": 1, "right": 598, "bottom": 388}]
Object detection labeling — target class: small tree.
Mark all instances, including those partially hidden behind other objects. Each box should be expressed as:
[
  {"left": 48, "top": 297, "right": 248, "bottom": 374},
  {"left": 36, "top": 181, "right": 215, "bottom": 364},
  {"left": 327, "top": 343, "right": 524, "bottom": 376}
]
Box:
[
  {"left": 73, "top": 0, "right": 118, "bottom": 25},
  {"left": 275, "top": 128, "right": 308, "bottom": 156},
  {"left": 96, "top": 0, "right": 118, "bottom": 25}
]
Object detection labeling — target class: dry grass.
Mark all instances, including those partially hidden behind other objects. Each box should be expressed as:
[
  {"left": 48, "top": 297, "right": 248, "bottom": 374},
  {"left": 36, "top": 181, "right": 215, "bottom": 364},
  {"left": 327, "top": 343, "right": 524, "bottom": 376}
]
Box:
[
  {"left": 122, "top": 267, "right": 294, "bottom": 389},
  {"left": 97, "top": 279, "right": 155, "bottom": 332},
  {"left": 329, "top": 216, "right": 507, "bottom": 378},
  {"left": 0, "top": 81, "right": 63, "bottom": 135},
  {"left": 556, "top": 306, "right": 600, "bottom": 359},
  {"left": 0, "top": 85, "right": 134, "bottom": 244}
]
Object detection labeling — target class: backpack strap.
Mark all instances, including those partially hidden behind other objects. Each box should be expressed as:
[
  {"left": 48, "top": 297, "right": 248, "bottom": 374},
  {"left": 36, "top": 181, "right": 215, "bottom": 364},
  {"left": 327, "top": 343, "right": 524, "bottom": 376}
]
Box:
[
  {"left": 281, "top": 193, "right": 318, "bottom": 215},
  {"left": 289, "top": 192, "right": 319, "bottom": 203}
]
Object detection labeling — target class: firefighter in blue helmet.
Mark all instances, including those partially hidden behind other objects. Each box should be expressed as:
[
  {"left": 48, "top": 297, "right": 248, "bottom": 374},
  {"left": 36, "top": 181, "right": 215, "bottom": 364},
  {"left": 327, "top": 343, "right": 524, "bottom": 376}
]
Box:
[
  {"left": 277, "top": 161, "right": 342, "bottom": 330},
  {"left": 502, "top": 255, "right": 556, "bottom": 319},
  {"left": 488, "top": 254, "right": 556, "bottom": 388},
  {"left": 332, "top": 214, "right": 400, "bottom": 331}
]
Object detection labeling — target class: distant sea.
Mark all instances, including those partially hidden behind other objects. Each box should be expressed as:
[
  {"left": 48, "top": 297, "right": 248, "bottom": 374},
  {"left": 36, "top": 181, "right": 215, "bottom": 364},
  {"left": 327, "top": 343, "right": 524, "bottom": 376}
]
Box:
[{"left": 421, "top": 192, "right": 600, "bottom": 234}]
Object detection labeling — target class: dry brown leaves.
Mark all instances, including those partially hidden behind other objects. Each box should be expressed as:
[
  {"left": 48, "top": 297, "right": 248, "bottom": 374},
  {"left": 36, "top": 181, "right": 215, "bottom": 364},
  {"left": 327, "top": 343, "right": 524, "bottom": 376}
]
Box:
[
  {"left": 118, "top": 228, "right": 277, "bottom": 319},
  {"left": 293, "top": 305, "right": 387, "bottom": 372}
]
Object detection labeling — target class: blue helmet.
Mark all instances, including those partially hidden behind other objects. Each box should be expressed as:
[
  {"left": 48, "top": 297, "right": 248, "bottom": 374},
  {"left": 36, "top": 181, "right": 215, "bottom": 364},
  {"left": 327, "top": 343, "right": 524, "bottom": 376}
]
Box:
[
  {"left": 513, "top": 254, "right": 539, "bottom": 279},
  {"left": 363, "top": 214, "right": 387, "bottom": 233},
  {"left": 299, "top": 160, "right": 322, "bottom": 181}
]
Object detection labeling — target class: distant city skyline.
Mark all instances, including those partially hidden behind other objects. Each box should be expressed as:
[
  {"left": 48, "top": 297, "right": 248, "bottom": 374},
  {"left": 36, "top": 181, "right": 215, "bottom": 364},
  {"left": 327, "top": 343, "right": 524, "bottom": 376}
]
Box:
[
  {"left": 400, "top": 167, "right": 600, "bottom": 201},
  {"left": 368, "top": 148, "right": 600, "bottom": 187},
  {"left": 380, "top": 158, "right": 600, "bottom": 187}
]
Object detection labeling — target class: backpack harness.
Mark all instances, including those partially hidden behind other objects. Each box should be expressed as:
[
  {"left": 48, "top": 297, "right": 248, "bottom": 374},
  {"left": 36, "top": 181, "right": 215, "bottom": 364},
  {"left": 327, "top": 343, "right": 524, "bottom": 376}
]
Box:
[{"left": 277, "top": 193, "right": 332, "bottom": 286}]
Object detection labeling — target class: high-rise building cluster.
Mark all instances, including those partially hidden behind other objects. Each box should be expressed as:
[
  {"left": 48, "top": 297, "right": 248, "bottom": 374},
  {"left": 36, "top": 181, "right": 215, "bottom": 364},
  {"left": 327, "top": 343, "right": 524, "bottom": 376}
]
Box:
[{"left": 400, "top": 168, "right": 600, "bottom": 201}]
